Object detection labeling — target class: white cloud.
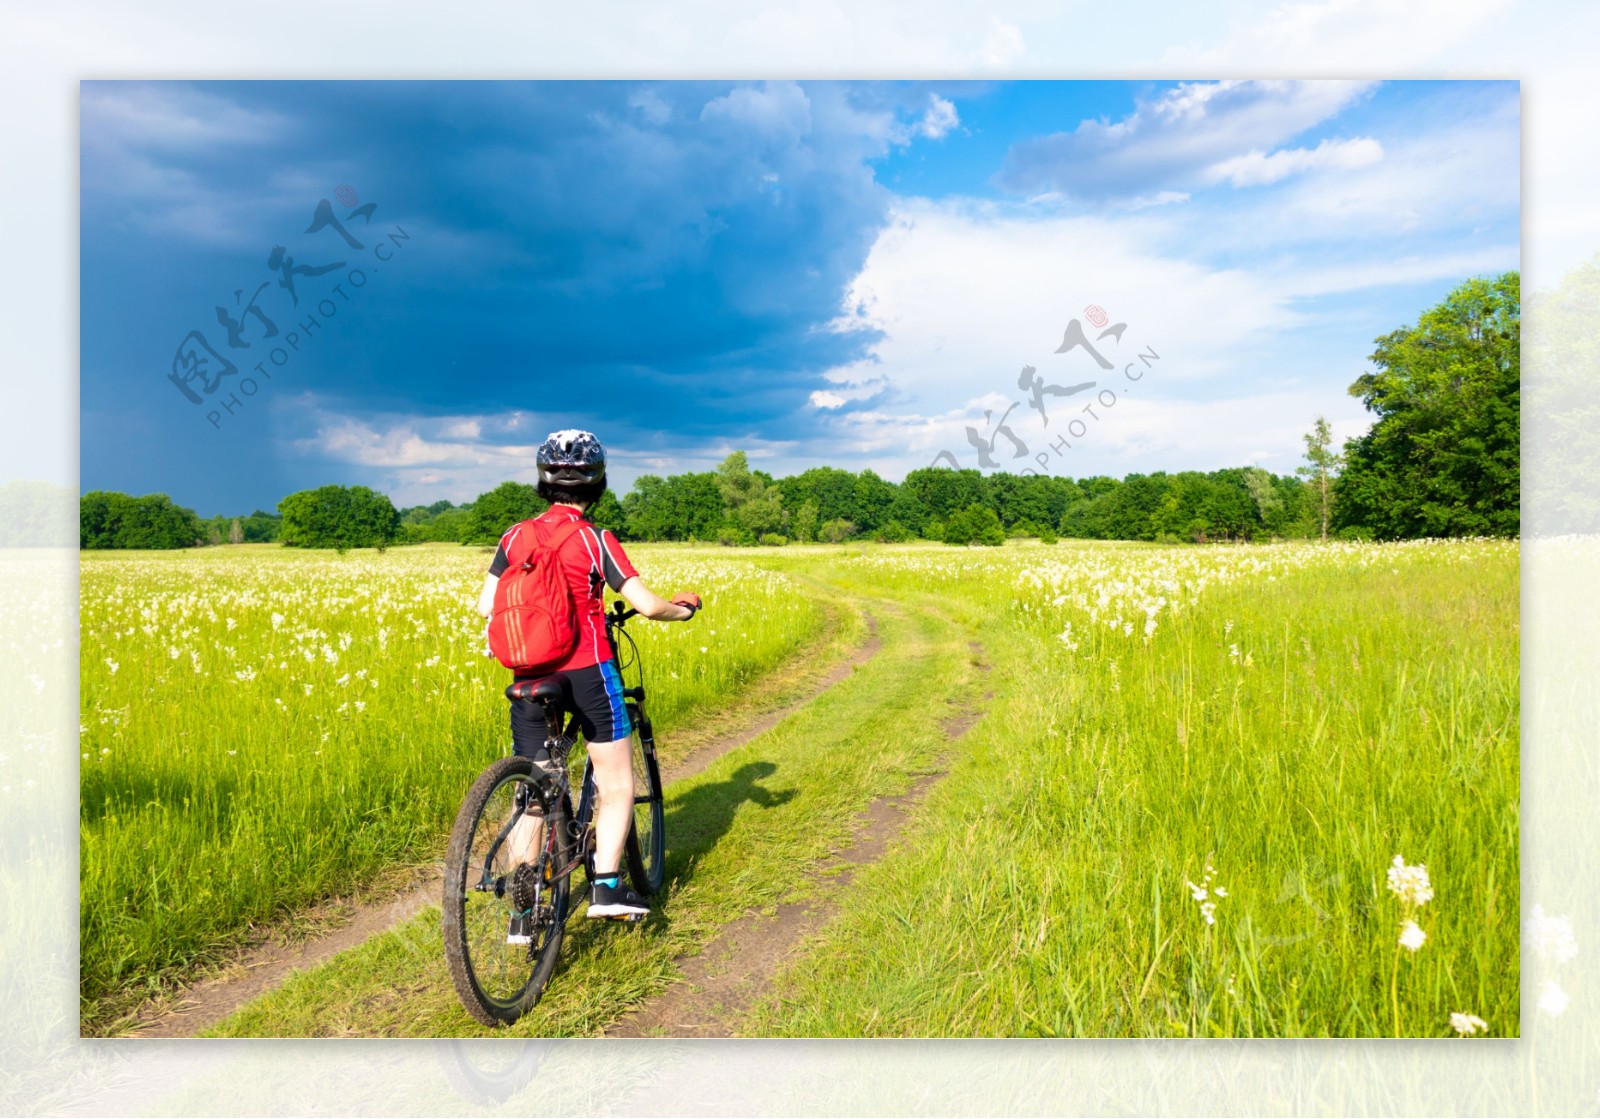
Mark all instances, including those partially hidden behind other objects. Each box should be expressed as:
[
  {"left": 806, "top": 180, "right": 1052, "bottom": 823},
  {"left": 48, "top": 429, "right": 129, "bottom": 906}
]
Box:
[
  {"left": 793, "top": 188, "right": 1511, "bottom": 480},
  {"left": 997, "top": 80, "right": 1375, "bottom": 199},
  {"left": 627, "top": 88, "right": 673, "bottom": 126},
  {"left": 916, "top": 94, "right": 960, "bottom": 140},
  {"left": 700, "top": 80, "right": 812, "bottom": 140},
  {"left": 1205, "top": 136, "right": 1383, "bottom": 187}
]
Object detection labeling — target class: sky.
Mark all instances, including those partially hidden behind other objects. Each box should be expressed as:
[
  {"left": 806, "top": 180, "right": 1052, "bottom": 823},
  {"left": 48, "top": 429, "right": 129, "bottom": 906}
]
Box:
[{"left": 78, "top": 79, "right": 1520, "bottom": 516}]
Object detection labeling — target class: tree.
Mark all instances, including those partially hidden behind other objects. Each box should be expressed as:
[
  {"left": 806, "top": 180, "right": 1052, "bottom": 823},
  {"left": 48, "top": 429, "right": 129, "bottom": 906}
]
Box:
[
  {"left": 80, "top": 491, "right": 205, "bottom": 549},
  {"left": 853, "top": 469, "right": 897, "bottom": 532},
  {"left": 818, "top": 518, "right": 856, "bottom": 543},
  {"left": 942, "top": 503, "right": 1006, "bottom": 546},
  {"left": 1298, "top": 416, "right": 1342, "bottom": 541},
  {"left": 791, "top": 500, "right": 819, "bottom": 544},
  {"left": 228, "top": 517, "right": 244, "bottom": 544},
  {"left": 1334, "top": 273, "right": 1519, "bottom": 540},
  {"left": 716, "top": 451, "right": 788, "bottom": 539},
  {"left": 0, "top": 481, "right": 74, "bottom": 546},
  {"left": 622, "top": 472, "right": 723, "bottom": 541},
  {"left": 465, "top": 481, "right": 544, "bottom": 544},
  {"left": 278, "top": 485, "right": 400, "bottom": 549},
  {"left": 1526, "top": 255, "right": 1600, "bottom": 533}
]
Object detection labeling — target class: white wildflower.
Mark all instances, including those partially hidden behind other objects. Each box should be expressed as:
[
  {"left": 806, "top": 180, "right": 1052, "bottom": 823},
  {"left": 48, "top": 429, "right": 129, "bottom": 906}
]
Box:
[
  {"left": 1386, "top": 855, "right": 1434, "bottom": 907},
  {"left": 1398, "top": 920, "right": 1426, "bottom": 952},
  {"left": 271, "top": 612, "right": 285, "bottom": 629},
  {"left": 234, "top": 666, "right": 256, "bottom": 682},
  {"left": 1450, "top": 1012, "right": 1487, "bottom": 1036},
  {"left": 1526, "top": 905, "right": 1578, "bottom": 966},
  {"left": 105, "top": 658, "right": 119, "bottom": 675},
  {"left": 1538, "top": 980, "right": 1570, "bottom": 1017}
]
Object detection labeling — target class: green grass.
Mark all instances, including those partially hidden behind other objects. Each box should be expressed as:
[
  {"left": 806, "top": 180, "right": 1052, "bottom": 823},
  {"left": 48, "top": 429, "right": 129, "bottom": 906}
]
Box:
[
  {"left": 744, "top": 539, "right": 1519, "bottom": 1036},
  {"left": 205, "top": 585, "right": 976, "bottom": 1036},
  {"left": 83, "top": 538, "right": 1520, "bottom": 1039},
  {"left": 78, "top": 543, "right": 828, "bottom": 1032}
]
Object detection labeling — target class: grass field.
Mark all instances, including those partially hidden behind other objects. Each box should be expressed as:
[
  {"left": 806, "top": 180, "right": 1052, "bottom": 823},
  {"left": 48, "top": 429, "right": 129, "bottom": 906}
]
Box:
[
  {"left": 78, "top": 543, "right": 827, "bottom": 1030},
  {"left": 79, "top": 537, "right": 1519, "bottom": 1038}
]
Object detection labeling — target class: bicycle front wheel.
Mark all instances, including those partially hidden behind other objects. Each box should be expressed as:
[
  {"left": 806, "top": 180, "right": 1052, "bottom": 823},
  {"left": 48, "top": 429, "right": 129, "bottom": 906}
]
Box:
[
  {"left": 442, "top": 756, "right": 572, "bottom": 1027},
  {"left": 623, "top": 705, "right": 666, "bottom": 896}
]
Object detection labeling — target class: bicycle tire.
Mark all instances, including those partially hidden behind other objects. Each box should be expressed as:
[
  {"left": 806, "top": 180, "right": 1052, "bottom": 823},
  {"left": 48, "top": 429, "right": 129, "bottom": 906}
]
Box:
[
  {"left": 623, "top": 705, "right": 666, "bottom": 896},
  {"left": 442, "top": 756, "right": 572, "bottom": 1027}
]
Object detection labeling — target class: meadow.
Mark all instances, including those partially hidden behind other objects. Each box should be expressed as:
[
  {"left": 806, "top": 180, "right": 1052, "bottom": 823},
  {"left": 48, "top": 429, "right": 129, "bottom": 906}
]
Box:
[
  {"left": 78, "top": 543, "right": 826, "bottom": 1029},
  {"left": 78, "top": 537, "right": 1520, "bottom": 1038}
]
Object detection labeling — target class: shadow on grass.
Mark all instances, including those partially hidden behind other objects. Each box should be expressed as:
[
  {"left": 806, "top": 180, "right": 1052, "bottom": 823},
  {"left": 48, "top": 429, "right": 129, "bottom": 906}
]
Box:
[{"left": 661, "top": 760, "right": 796, "bottom": 887}]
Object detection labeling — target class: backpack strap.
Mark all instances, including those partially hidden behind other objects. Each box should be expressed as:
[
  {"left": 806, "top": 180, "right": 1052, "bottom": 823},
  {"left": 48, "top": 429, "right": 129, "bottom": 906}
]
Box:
[{"left": 514, "top": 517, "right": 587, "bottom": 569}]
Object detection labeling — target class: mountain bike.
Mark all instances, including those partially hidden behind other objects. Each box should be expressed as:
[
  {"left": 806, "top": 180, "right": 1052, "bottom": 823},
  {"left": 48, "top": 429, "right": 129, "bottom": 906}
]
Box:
[{"left": 442, "top": 601, "right": 666, "bottom": 1027}]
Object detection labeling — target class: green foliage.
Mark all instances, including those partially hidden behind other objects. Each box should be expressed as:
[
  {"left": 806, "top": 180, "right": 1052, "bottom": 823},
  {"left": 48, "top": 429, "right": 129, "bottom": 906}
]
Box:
[
  {"left": 1526, "top": 254, "right": 1600, "bottom": 533},
  {"left": 1334, "top": 272, "right": 1520, "bottom": 540},
  {"left": 758, "top": 532, "right": 788, "bottom": 547},
  {"left": 1298, "top": 416, "right": 1343, "bottom": 541},
  {"left": 717, "top": 522, "right": 756, "bottom": 547},
  {"left": 80, "top": 491, "right": 206, "bottom": 549},
  {"left": 873, "top": 520, "right": 911, "bottom": 543},
  {"left": 464, "top": 481, "right": 543, "bottom": 545},
  {"left": 623, "top": 473, "right": 724, "bottom": 542},
  {"left": 791, "top": 500, "right": 819, "bottom": 544},
  {"left": 0, "top": 481, "right": 75, "bottom": 546},
  {"left": 818, "top": 518, "right": 856, "bottom": 544},
  {"left": 1058, "top": 470, "right": 1299, "bottom": 544},
  {"left": 398, "top": 503, "right": 472, "bottom": 544},
  {"left": 942, "top": 503, "right": 1005, "bottom": 546},
  {"left": 718, "top": 451, "right": 789, "bottom": 538},
  {"left": 277, "top": 485, "right": 400, "bottom": 550}
]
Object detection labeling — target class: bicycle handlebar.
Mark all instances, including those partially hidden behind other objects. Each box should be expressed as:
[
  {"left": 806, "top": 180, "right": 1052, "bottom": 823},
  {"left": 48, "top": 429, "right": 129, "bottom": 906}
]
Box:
[{"left": 608, "top": 601, "right": 639, "bottom": 624}]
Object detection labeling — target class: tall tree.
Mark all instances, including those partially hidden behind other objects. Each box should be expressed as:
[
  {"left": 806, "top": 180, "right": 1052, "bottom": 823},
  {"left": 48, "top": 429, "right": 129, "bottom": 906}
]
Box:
[
  {"left": 1298, "top": 416, "right": 1341, "bottom": 541},
  {"left": 1334, "top": 272, "right": 1520, "bottom": 539}
]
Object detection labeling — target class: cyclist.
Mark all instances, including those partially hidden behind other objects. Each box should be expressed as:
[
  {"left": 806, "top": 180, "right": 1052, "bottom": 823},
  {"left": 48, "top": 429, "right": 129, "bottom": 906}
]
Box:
[{"left": 475, "top": 429, "right": 700, "bottom": 931}]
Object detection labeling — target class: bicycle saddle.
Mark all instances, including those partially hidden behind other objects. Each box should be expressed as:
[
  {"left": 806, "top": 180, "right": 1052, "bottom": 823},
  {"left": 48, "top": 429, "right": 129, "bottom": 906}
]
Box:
[{"left": 505, "top": 678, "right": 564, "bottom": 705}]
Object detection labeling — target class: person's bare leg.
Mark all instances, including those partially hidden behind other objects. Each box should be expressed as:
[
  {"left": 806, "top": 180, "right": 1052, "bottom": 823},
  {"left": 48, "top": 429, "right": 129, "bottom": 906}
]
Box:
[
  {"left": 507, "top": 808, "right": 545, "bottom": 868},
  {"left": 585, "top": 737, "right": 634, "bottom": 876}
]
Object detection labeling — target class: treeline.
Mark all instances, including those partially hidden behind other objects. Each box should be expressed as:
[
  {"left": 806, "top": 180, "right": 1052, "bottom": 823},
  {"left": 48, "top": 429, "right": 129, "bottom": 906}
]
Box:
[{"left": 80, "top": 460, "right": 1322, "bottom": 550}]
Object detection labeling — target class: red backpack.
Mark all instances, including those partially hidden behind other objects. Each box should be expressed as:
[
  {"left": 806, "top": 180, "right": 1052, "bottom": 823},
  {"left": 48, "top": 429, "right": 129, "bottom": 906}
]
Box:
[{"left": 487, "top": 518, "right": 587, "bottom": 673}]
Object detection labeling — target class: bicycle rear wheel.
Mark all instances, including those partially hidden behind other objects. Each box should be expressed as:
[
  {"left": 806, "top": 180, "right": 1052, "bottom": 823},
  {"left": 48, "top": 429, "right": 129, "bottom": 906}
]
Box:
[
  {"left": 623, "top": 705, "right": 666, "bottom": 896},
  {"left": 442, "top": 756, "right": 573, "bottom": 1027}
]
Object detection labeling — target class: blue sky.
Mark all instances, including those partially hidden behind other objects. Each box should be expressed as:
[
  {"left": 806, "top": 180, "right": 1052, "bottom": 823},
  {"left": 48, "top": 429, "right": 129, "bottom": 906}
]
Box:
[{"left": 79, "top": 80, "right": 1519, "bottom": 516}]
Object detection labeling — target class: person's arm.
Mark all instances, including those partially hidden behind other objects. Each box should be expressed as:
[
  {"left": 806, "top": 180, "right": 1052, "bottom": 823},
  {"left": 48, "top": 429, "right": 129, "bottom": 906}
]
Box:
[
  {"left": 595, "top": 527, "right": 698, "bottom": 621},
  {"left": 476, "top": 572, "right": 498, "bottom": 618},
  {"left": 618, "top": 576, "right": 699, "bottom": 621}
]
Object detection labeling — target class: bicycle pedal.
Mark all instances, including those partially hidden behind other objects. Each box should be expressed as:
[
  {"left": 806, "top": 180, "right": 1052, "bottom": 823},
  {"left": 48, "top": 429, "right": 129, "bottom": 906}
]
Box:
[{"left": 610, "top": 913, "right": 645, "bottom": 923}]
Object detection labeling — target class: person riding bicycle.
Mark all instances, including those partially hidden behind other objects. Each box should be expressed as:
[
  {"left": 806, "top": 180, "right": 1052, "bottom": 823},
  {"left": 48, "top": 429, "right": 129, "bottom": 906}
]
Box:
[{"left": 475, "top": 429, "right": 700, "bottom": 929}]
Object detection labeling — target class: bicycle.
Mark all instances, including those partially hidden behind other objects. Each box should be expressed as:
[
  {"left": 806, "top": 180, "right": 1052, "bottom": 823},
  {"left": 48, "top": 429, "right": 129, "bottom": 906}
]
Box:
[{"left": 442, "top": 600, "right": 666, "bottom": 1027}]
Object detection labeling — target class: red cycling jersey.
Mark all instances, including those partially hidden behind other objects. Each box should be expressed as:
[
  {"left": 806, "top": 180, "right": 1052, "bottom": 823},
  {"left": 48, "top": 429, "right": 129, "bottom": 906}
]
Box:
[{"left": 489, "top": 507, "right": 639, "bottom": 674}]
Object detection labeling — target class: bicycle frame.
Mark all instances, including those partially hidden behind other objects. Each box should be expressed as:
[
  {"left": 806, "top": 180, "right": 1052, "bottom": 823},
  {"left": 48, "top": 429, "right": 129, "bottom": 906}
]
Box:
[{"left": 483, "top": 601, "right": 651, "bottom": 919}]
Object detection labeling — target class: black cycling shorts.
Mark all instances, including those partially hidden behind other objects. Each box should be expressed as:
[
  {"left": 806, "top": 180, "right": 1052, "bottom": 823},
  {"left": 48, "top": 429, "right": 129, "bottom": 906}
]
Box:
[{"left": 509, "top": 660, "right": 634, "bottom": 760}]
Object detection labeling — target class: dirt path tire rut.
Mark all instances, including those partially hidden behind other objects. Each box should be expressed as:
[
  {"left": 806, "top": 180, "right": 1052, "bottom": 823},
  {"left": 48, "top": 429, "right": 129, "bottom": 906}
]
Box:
[
  {"left": 607, "top": 646, "right": 992, "bottom": 1039},
  {"left": 128, "top": 614, "right": 882, "bottom": 1039}
]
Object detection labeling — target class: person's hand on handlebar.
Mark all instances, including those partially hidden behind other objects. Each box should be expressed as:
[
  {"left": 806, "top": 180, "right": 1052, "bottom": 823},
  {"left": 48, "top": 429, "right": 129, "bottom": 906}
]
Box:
[{"left": 671, "top": 592, "right": 702, "bottom": 620}]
